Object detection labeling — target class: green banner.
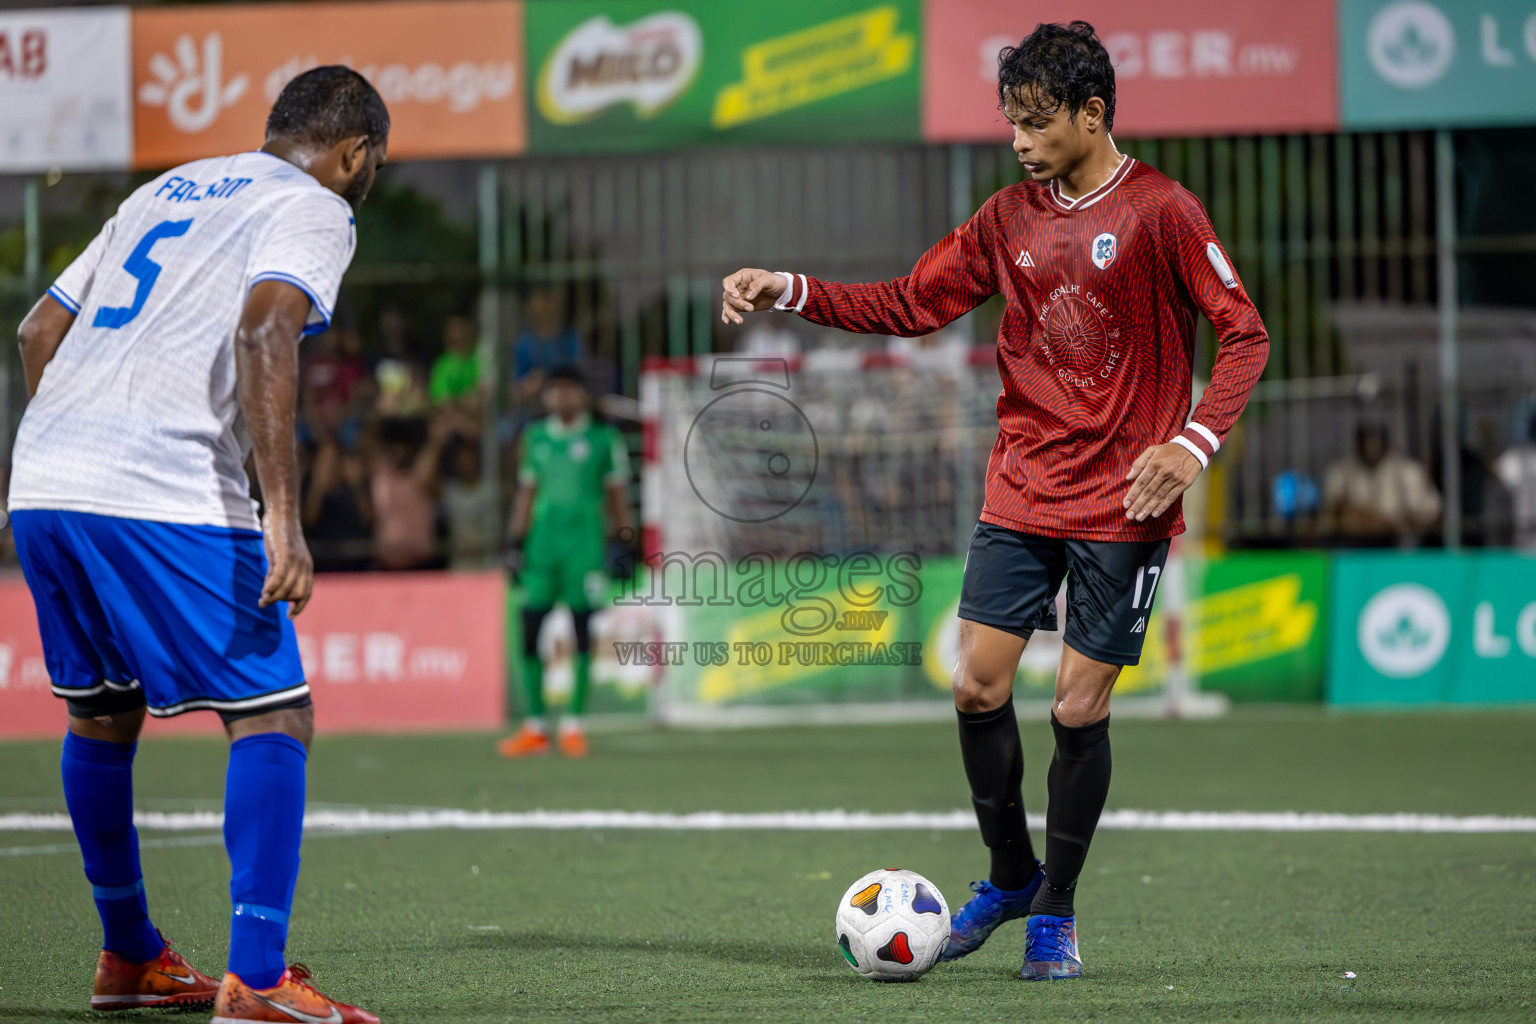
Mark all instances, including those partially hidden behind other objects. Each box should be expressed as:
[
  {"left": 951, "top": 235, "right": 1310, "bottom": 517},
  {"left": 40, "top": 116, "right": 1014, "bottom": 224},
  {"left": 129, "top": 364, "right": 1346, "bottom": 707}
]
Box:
[
  {"left": 656, "top": 554, "right": 938, "bottom": 710},
  {"left": 506, "top": 552, "right": 1329, "bottom": 720},
  {"left": 526, "top": 0, "right": 921, "bottom": 154},
  {"left": 648, "top": 556, "right": 1170, "bottom": 714},
  {"left": 1187, "top": 553, "right": 1327, "bottom": 703},
  {"left": 1329, "top": 551, "right": 1536, "bottom": 705},
  {"left": 1341, "top": 0, "right": 1536, "bottom": 128}
]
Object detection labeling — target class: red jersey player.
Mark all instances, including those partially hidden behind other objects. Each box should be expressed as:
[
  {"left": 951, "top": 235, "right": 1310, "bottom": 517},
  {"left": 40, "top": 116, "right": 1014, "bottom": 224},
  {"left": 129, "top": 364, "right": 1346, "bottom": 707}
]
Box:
[{"left": 721, "top": 22, "right": 1267, "bottom": 982}]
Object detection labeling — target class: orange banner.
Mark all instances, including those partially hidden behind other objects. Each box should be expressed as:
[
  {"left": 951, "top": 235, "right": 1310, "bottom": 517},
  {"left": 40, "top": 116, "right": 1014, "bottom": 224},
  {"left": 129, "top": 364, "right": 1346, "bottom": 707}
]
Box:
[
  {"left": 131, "top": 0, "right": 524, "bottom": 169},
  {"left": 0, "top": 572, "right": 506, "bottom": 738}
]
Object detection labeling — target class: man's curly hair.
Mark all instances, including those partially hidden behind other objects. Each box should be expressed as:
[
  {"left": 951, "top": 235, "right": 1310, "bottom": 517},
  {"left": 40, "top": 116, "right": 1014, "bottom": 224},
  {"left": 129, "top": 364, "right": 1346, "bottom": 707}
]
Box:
[
  {"left": 266, "top": 65, "right": 390, "bottom": 150},
  {"left": 997, "top": 21, "right": 1116, "bottom": 132}
]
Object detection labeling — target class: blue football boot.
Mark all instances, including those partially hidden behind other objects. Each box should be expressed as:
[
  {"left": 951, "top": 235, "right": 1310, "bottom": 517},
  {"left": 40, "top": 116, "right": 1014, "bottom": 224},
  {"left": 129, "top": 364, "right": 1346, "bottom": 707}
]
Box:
[
  {"left": 1020, "top": 913, "right": 1083, "bottom": 980},
  {"left": 936, "top": 863, "right": 1044, "bottom": 963}
]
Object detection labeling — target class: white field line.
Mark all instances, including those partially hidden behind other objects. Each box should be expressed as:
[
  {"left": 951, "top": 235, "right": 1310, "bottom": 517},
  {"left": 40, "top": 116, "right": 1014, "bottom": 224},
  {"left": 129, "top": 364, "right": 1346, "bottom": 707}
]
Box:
[{"left": 1, "top": 808, "right": 1534, "bottom": 835}]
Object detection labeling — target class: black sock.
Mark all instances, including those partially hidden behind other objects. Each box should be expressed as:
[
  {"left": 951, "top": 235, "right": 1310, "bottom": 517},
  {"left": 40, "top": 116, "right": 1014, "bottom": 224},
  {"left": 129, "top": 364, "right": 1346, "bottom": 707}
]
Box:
[
  {"left": 1031, "top": 713, "right": 1112, "bottom": 918},
  {"left": 956, "top": 701, "right": 1038, "bottom": 891}
]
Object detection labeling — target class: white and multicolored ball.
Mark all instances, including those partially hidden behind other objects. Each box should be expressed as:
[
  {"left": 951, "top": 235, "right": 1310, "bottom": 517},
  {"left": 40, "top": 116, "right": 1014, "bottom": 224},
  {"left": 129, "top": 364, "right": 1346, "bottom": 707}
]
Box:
[{"left": 834, "top": 868, "right": 950, "bottom": 981}]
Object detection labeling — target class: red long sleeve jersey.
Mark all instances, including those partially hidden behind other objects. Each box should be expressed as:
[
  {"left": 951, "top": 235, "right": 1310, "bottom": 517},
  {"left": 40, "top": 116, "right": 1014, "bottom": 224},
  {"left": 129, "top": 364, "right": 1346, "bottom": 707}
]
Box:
[{"left": 781, "top": 158, "right": 1269, "bottom": 541}]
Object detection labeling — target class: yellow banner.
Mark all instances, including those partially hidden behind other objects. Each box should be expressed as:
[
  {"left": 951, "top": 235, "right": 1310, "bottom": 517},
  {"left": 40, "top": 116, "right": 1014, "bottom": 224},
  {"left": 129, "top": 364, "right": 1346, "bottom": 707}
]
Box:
[
  {"left": 711, "top": 6, "right": 914, "bottom": 129},
  {"left": 1187, "top": 573, "right": 1317, "bottom": 675}
]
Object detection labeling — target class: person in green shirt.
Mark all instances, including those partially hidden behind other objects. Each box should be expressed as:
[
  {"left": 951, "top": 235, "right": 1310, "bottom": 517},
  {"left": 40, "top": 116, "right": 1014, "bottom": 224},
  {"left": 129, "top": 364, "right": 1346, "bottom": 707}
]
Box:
[
  {"left": 499, "top": 366, "right": 632, "bottom": 758},
  {"left": 428, "top": 313, "right": 482, "bottom": 408}
]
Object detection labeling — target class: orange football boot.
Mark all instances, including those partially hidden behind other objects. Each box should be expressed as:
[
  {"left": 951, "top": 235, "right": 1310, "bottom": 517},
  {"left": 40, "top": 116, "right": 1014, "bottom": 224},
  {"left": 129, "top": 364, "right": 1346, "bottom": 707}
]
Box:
[
  {"left": 212, "top": 964, "right": 378, "bottom": 1024},
  {"left": 496, "top": 723, "right": 551, "bottom": 758},
  {"left": 91, "top": 936, "right": 220, "bottom": 1010},
  {"left": 558, "top": 727, "right": 589, "bottom": 759}
]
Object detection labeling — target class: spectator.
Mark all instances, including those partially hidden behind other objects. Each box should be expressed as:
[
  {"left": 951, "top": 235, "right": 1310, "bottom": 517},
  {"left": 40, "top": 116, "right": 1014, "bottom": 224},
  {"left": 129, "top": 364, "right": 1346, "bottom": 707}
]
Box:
[
  {"left": 370, "top": 416, "right": 446, "bottom": 570},
  {"left": 301, "top": 322, "right": 368, "bottom": 447},
  {"left": 302, "top": 436, "right": 373, "bottom": 573},
  {"left": 512, "top": 286, "right": 583, "bottom": 404},
  {"left": 429, "top": 313, "right": 483, "bottom": 410},
  {"left": 442, "top": 440, "right": 499, "bottom": 570},
  {"left": 1495, "top": 413, "right": 1536, "bottom": 549},
  {"left": 372, "top": 304, "right": 429, "bottom": 418},
  {"left": 1323, "top": 423, "right": 1441, "bottom": 545}
]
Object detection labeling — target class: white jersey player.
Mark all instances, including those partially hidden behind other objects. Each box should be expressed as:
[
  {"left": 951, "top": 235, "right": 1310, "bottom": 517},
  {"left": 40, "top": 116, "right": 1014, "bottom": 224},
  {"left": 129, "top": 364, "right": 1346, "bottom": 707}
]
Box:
[
  {"left": 7, "top": 66, "right": 387, "bottom": 1023},
  {"left": 11, "top": 151, "right": 353, "bottom": 529}
]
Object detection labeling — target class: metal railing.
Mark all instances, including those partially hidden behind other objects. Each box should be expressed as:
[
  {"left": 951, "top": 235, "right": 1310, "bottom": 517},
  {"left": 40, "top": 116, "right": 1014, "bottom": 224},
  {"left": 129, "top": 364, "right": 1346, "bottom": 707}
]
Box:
[{"left": 3, "top": 127, "right": 1536, "bottom": 563}]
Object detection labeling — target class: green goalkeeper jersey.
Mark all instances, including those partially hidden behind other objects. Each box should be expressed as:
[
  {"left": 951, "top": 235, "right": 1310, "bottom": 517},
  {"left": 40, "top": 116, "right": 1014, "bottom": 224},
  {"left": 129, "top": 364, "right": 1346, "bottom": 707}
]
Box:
[{"left": 519, "top": 414, "right": 630, "bottom": 556}]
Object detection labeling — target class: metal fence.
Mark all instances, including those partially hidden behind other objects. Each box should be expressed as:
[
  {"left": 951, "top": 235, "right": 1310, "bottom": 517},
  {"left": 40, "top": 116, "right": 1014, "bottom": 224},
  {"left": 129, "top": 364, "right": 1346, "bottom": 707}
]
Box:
[{"left": 3, "top": 128, "right": 1535, "bottom": 562}]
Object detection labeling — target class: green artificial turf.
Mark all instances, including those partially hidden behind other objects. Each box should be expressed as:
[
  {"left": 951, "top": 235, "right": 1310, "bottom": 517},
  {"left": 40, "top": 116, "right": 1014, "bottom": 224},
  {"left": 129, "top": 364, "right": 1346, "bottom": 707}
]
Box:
[{"left": 2, "top": 710, "right": 1534, "bottom": 1022}]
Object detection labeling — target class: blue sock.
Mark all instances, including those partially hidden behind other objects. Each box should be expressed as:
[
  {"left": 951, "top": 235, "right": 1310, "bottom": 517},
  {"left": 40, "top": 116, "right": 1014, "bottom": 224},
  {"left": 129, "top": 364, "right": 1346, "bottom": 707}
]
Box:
[
  {"left": 61, "top": 732, "right": 163, "bottom": 963},
  {"left": 224, "top": 733, "right": 307, "bottom": 990}
]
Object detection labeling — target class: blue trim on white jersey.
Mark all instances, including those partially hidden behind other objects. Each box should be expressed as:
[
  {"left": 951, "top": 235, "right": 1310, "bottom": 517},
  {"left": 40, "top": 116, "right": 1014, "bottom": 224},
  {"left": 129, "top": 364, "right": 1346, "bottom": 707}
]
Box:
[
  {"left": 47, "top": 285, "right": 81, "bottom": 315},
  {"left": 249, "top": 271, "right": 332, "bottom": 335}
]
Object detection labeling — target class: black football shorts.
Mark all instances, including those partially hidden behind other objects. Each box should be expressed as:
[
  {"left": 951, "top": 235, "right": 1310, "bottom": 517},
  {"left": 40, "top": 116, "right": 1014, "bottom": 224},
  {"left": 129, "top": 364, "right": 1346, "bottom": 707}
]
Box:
[{"left": 957, "top": 520, "right": 1171, "bottom": 666}]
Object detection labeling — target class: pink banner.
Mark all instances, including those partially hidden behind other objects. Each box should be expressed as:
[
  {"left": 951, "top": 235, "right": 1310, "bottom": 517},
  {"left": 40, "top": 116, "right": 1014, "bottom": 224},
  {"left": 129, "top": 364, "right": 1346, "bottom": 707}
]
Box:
[
  {"left": 923, "top": 0, "right": 1338, "bottom": 142},
  {"left": 0, "top": 572, "right": 505, "bottom": 739}
]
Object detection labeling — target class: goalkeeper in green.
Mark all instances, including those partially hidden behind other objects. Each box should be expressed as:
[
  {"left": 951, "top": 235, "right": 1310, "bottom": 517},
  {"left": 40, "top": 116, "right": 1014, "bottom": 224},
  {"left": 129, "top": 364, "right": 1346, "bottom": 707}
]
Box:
[{"left": 498, "top": 367, "right": 632, "bottom": 758}]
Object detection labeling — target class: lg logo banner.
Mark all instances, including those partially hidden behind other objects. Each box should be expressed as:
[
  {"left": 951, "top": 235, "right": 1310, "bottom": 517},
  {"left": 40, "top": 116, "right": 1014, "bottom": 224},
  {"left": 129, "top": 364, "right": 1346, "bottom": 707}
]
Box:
[
  {"left": 1331, "top": 553, "right": 1536, "bottom": 705},
  {"left": 1343, "top": 0, "right": 1536, "bottom": 128}
]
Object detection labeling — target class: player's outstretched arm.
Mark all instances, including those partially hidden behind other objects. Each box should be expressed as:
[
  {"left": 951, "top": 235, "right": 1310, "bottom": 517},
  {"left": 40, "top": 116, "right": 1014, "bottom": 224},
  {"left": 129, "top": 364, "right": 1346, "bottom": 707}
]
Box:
[
  {"left": 720, "top": 269, "right": 788, "bottom": 325},
  {"left": 17, "top": 294, "right": 76, "bottom": 398},
  {"left": 721, "top": 202, "right": 1000, "bottom": 336},
  {"left": 236, "top": 280, "right": 316, "bottom": 617}
]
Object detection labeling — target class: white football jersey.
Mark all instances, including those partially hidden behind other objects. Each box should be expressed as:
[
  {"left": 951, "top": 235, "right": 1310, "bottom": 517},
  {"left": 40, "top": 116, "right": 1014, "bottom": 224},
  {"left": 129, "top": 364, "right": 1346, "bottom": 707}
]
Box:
[{"left": 7, "top": 151, "right": 355, "bottom": 531}]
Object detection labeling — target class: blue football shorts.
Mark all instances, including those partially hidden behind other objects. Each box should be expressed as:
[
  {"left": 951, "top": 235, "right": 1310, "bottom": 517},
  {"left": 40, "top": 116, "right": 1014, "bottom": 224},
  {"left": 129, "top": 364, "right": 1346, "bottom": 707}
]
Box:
[{"left": 10, "top": 509, "right": 309, "bottom": 722}]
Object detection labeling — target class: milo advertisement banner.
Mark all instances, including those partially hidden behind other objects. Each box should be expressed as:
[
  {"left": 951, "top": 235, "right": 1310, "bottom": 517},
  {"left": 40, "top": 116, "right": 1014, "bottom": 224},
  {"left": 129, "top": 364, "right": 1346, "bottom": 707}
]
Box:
[
  {"left": 1329, "top": 552, "right": 1536, "bottom": 705},
  {"left": 526, "top": 0, "right": 921, "bottom": 153}
]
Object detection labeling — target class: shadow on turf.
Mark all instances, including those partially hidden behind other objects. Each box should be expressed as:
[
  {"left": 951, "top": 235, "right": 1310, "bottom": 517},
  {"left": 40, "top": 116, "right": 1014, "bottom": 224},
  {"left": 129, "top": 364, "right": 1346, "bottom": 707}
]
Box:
[
  {"left": 446, "top": 930, "right": 1019, "bottom": 984},
  {"left": 451, "top": 928, "right": 817, "bottom": 971},
  {"left": 0, "top": 1011, "right": 208, "bottom": 1020}
]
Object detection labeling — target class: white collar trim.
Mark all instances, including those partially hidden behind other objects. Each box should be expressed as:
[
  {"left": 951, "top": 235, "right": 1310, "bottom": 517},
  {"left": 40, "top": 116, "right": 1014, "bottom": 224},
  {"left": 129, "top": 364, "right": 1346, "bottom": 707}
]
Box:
[{"left": 1049, "top": 156, "right": 1134, "bottom": 212}]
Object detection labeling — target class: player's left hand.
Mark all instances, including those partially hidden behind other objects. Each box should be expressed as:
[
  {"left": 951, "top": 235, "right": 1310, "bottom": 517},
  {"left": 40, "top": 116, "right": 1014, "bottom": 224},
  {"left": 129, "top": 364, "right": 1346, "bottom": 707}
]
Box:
[
  {"left": 1123, "top": 443, "right": 1202, "bottom": 522},
  {"left": 261, "top": 515, "right": 314, "bottom": 617}
]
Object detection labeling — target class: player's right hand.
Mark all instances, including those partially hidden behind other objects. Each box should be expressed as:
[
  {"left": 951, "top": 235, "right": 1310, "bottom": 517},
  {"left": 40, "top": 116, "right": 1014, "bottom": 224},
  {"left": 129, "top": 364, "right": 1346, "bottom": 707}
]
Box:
[
  {"left": 720, "top": 269, "right": 787, "bottom": 325},
  {"left": 261, "top": 515, "right": 314, "bottom": 618},
  {"left": 504, "top": 541, "right": 525, "bottom": 584}
]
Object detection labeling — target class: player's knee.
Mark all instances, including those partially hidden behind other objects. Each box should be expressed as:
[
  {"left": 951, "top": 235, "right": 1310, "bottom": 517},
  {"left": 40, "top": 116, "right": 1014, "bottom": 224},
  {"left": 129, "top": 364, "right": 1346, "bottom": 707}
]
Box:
[
  {"left": 951, "top": 667, "right": 1010, "bottom": 713},
  {"left": 1051, "top": 695, "right": 1105, "bottom": 729},
  {"left": 226, "top": 703, "right": 313, "bottom": 749},
  {"left": 284, "top": 704, "right": 315, "bottom": 747}
]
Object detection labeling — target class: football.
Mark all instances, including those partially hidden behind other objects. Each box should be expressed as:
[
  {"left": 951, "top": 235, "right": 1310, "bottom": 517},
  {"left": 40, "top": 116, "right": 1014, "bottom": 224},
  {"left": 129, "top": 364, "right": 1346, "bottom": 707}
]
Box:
[{"left": 834, "top": 868, "right": 951, "bottom": 981}]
